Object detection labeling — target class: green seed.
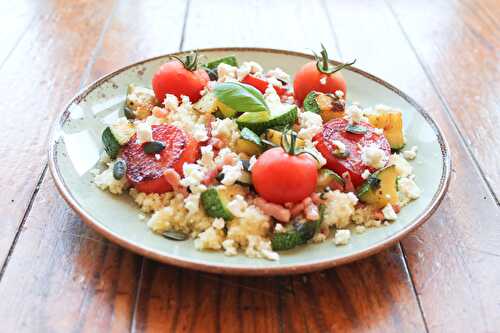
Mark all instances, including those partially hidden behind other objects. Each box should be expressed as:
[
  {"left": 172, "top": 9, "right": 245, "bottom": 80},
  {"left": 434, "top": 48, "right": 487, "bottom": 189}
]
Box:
[
  {"left": 112, "top": 160, "right": 126, "bottom": 180},
  {"left": 124, "top": 106, "right": 136, "bottom": 120},
  {"left": 143, "top": 141, "right": 165, "bottom": 154},
  {"left": 162, "top": 231, "right": 188, "bottom": 241}
]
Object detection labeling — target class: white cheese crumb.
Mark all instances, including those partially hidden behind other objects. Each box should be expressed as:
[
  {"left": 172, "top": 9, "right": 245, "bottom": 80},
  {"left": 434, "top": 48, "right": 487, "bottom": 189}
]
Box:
[
  {"left": 274, "top": 223, "right": 285, "bottom": 233},
  {"left": 298, "top": 111, "right": 323, "bottom": 141},
  {"left": 382, "top": 204, "right": 398, "bottom": 220},
  {"left": 138, "top": 214, "right": 146, "bottom": 221},
  {"left": 354, "top": 225, "right": 366, "bottom": 234},
  {"left": 248, "top": 155, "right": 257, "bottom": 171},
  {"left": 154, "top": 154, "right": 160, "bottom": 161},
  {"left": 403, "top": 146, "right": 418, "bottom": 160},
  {"left": 221, "top": 161, "right": 243, "bottom": 186},
  {"left": 163, "top": 94, "right": 179, "bottom": 111},
  {"left": 319, "top": 76, "right": 327, "bottom": 85},
  {"left": 344, "top": 104, "right": 368, "bottom": 124},
  {"left": 373, "top": 127, "right": 384, "bottom": 135},
  {"left": 399, "top": 177, "right": 421, "bottom": 200},
  {"left": 135, "top": 122, "right": 153, "bottom": 143},
  {"left": 361, "top": 169, "right": 371, "bottom": 179},
  {"left": 222, "top": 239, "right": 238, "bottom": 256},
  {"left": 334, "top": 229, "right": 351, "bottom": 245},
  {"left": 227, "top": 194, "right": 248, "bottom": 217},
  {"left": 267, "top": 67, "right": 289, "bottom": 83},
  {"left": 217, "top": 63, "right": 237, "bottom": 82},
  {"left": 184, "top": 193, "right": 201, "bottom": 216},
  {"left": 180, "top": 163, "right": 206, "bottom": 193},
  {"left": 212, "top": 218, "right": 225, "bottom": 230},
  {"left": 361, "top": 144, "right": 387, "bottom": 169},
  {"left": 335, "top": 90, "right": 344, "bottom": 98}
]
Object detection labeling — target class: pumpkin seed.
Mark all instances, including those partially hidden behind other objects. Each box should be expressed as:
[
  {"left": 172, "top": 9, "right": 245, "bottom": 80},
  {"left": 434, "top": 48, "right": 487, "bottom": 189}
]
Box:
[
  {"left": 346, "top": 124, "right": 367, "bottom": 134},
  {"left": 124, "top": 106, "right": 136, "bottom": 120},
  {"left": 143, "top": 140, "right": 165, "bottom": 154},
  {"left": 162, "top": 231, "right": 188, "bottom": 241},
  {"left": 113, "top": 160, "right": 126, "bottom": 180}
]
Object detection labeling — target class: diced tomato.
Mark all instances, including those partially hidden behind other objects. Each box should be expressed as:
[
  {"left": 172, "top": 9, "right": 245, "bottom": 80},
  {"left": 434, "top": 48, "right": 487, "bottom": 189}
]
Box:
[
  {"left": 122, "top": 124, "right": 199, "bottom": 194},
  {"left": 241, "top": 74, "right": 288, "bottom": 96},
  {"left": 313, "top": 118, "right": 390, "bottom": 187}
]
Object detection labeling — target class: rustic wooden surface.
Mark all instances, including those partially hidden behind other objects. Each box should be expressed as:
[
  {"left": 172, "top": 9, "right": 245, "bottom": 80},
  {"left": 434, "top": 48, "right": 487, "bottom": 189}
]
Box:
[{"left": 0, "top": 0, "right": 498, "bottom": 332}]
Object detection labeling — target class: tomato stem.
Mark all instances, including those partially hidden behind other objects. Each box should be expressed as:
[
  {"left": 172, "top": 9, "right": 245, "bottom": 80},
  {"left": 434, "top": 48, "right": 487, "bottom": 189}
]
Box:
[
  {"left": 170, "top": 50, "right": 200, "bottom": 72},
  {"left": 313, "top": 44, "right": 356, "bottom": 75}
]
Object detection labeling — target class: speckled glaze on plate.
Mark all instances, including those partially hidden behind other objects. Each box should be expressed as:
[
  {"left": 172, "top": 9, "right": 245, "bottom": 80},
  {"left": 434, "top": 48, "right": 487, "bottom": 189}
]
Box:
[{"left": 48, "top": 48, "right": 451, "bottom": 275}]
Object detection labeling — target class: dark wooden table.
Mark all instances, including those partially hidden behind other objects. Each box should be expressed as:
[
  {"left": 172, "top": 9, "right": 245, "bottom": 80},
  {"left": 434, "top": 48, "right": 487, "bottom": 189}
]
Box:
[{"left": 1, "top": 0, "right": 499, "bottom": 332}]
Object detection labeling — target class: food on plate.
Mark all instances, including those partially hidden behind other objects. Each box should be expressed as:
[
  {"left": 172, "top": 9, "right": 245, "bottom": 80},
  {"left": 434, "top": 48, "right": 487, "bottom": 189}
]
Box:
[{"left": 93, "top": 47, "right": 421, "bottom": 261}]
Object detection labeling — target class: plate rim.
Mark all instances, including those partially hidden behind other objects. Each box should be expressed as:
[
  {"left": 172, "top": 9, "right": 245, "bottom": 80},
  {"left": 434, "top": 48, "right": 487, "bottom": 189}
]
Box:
[{"left": 48, "top": 47, "right": 451, "bottom": 275}]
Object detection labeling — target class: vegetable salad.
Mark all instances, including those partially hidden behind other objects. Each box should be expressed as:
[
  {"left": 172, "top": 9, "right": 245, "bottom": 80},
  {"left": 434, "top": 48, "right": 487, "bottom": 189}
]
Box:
[{"left": 94, "top": 46, "right": 421, "bottom": 260}]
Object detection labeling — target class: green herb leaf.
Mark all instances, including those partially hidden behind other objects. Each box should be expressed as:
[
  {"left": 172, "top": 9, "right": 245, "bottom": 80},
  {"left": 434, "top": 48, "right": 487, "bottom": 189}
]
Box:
[
  {"left": 112, "top": 160, "right": 126, "bottom": 180},
  {"left": 102, "top": 127, "right": 121, "bottom": 159},
  {"left": 346, "top": 124, "right": 367, "bottom": 134},
  {"left": 214, "top": 82, "right": 269, "bottom": 113},
  {"left": 162, "top": 230, "right": 188, "bottom": 241},
  {"left": 143, "top": 141, "right": 166, "bottom": 154},
  {"left": 303, "top": 91, "right": 321, "bottom": 113},
  {"left": 206, "top": 55, "right": 238, "bottom": 69}
]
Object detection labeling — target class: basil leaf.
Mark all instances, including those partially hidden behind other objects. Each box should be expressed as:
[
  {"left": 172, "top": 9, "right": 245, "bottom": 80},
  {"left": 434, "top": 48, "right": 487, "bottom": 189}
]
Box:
[
  {"left": 214, "top": 82, "right": 269, "bottom": 113},
  {"left": 102, "top": 127, "right": 121, "bottom": 159},
  {"left": 303, "top": 91, "right": 321, "bottom": 113},
  {"left": 206, "top": 55, "right": 238, "bottom": 69}
]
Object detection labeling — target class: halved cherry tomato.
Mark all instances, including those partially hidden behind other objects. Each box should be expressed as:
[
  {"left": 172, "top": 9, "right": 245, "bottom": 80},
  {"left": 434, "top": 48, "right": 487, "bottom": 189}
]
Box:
[
  {"left": 241, "top": 74, "right": 288, "bottom": 96},
  {"left": 122, "top": 124, "right": 199, "bottom": 194},
  {"left": 252, "top": 147, "right": 318, "bottom": 204},
  {"left": 313, "top": 118, "right": 390, "bottom": 187},
  {"left": 293, "top": 44, "right": 354, "bottom": 105},
  {"left": 152, "top": 52, "right": 209, "bottom": 103}
]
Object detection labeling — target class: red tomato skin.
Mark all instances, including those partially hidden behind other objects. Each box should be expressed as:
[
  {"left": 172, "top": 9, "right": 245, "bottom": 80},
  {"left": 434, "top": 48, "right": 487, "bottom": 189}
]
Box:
[
  {"left": 241, "top": 74, "right": 288, "bottom": 96},
  {"left": 252, "top": 148, "right": 318, "bottom": 204},
  {"left": 313, "top": 118, "right": 390, "bottom": 187},
  {"left": 152, "top": 61, "right": 209, "bottom": 103},
  {"left": 293, "top": 61, "right": 347, "bottom": 105},
  {"left": 122, "top": 124, "right": 199, "bottom": 194}
]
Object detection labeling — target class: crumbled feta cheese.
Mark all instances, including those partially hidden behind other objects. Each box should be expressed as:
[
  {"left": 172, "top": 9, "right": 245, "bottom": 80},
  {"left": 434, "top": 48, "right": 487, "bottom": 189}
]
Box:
[
  {"left": 345, "top": 104, "right": 368, "bottom": 124},
  {"left": 403, "top": 146, "right": 418, "bottom": 160},
  {"left": 304, "top": 140, "right": 327, "bottom": 167},
  {"left": 154, "top": 154, "right": 160, "bottom": 161},
  {"left": 335, "top": 90, "right": 344, "bottom": 98},
  {"left": 361, "top": 144, "right": 387, "bottom": 169},
  {"left": 319, "top": 76, "right": 327, "bottom": 85},
  {"left": 227, "top": 194, "right": 248, "bottom": 217},
  {"left": 248, "top": 155, "right": 257, "bottom": 171},
  {"left": 217, "top": 63, "right": 237, "bottom": 82},
  {"left": 389, "top": 153, "right": 413, "bottom": 177},
  {"left": 266, "top": 67, "right": 289, "bottom": 83},
  {"left": 361, "top": 169, "right": 371, "bottom": 179},
  {"left": 222, "top": 239, "right": 238, "bottom": 256},
  {"left": 298, "top": 111, "right": 323, "bottom": 141},
  {"left": 264, "top": 84, "right": 281, "bottom": 104},
  {"left": 194, "top": 227, "right": 223, "bottom": 250},
  {"left": 211, "top": 118, "right": 240, "bottom": 147},
  {"left": 323, "top": 190, "right": 358, "bottom": 228},
  {"left": 354, "top": 225, "right": 366, "bottom": 234},
  {"left": 244, "top": 235, "right": 279, "bottom": 261},
  {"left": 184, "top": 193, "right": 201, "bottom": 216},
  {"left": 373, "top": 127, "right": 384, "bottom": 135},
  {"left": 163, "top": 94, "right": 179, "bottom": 111},
  {"left": 334, "top": 229, "right": 351, "bottom": 245},
  {"left": 180, "top": 163, "right": 206, "bottom": 193},
  {"left": 138, "top": 213, "right": 146, "bottom": 221},
  {"left": 199, "top": 145, "right": 216, "bottom": 170},
  {"left": 399, "top": 177, "right": 421, "bottom": 200},
  {"left": 94, "top": 162, "right": 129, "bottom": 194},
  {"left": 135, "top": 122, "right": 153, "bottom": 143},
  {"left": 382, "top": 204, "right": 397, "bottom": 220},
  {"left": 274, "top": 223, "right": 285, "bottom": 233},
  {"left": 212, "top": 218, "right": 225, "bottom": 230},
  {"left": 191, "top": 123, "right": 208, "bottom": 142},
  {"left": 221, "top": 161, "right": 243, "bottom": 185}
]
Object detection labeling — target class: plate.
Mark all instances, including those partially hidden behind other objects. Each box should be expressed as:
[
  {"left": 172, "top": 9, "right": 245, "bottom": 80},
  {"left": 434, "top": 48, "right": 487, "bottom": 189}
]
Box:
[{"left": 49, "top": 48, "right": 451, "bottom": 275}]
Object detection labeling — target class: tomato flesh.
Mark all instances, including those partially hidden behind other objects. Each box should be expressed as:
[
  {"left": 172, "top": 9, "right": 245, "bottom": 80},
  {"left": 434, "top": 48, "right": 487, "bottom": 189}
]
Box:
[
  {"left": 293, "top": 61, "right": 347, "bottom": 105},
  {"left": 241, "top": 74, "right": 288, "bottom": 96},
  {"left": 314, "top": 118, "right": 390, "bottom": 187},
  {"left": 152, "top": 61, "right": 209, "bottom": 103},
  {"left": 252, "top": 147, "right": 318, "bottom": 204},
  {"left": 122, "top": 124, "right": 199, "bottom": 193}
]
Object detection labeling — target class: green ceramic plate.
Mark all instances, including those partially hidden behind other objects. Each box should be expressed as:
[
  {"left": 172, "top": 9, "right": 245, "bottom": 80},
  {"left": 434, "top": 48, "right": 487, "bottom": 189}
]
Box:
[{"left": 49, "top": 48, "right": 451, "bottom": 275}]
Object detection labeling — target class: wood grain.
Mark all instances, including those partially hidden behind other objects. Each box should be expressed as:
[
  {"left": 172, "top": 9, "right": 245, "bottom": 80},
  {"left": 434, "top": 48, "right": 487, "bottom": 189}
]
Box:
[
  {"left": 388, "top": 0, "right": 500, "bottom": 201},
  {"left": 0, "top": 0, "right": 117, "bottom": 270},
  {"left": 325, "top": 0, "right": 500, "bottom": 331}
]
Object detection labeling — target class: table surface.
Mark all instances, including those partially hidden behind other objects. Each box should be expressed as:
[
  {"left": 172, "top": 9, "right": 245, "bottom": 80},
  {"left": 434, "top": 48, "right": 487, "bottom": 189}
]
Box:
[{"left": 1, "top": 0, "right": 499, "bottom": 332}]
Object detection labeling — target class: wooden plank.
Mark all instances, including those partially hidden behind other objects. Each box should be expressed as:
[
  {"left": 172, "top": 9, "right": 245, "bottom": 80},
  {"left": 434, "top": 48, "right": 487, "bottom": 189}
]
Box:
[
  {"left": 0, "top": 0, "right": 40, "bottom": 66},
  {"left": 0, "top": 0, "right": 117, "bottom": 269},
  {"left": 128, "top": 0, "right": 427, "bottom": 332},
  {"left": 0, "top": 1, "right": 187, "bottom": 332},
  {"left": 324, "top": 0, "right": 500, "bottom": 331},
  {"left": 388, "top": 0, "right": 500, "bottom": 200}
]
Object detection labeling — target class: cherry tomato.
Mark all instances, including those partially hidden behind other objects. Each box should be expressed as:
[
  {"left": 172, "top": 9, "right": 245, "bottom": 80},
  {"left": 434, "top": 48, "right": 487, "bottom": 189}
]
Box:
[
  {"left": 152, "top": 52, "right": 209, "bottom": 103},
  {"left": 293, "top": 44, "right": 355, "bottom": 105},
  {"left": 252, "top": 147, "right": 318, "bottom": 204},
  {"left": 313, "top": 118, "right": 390, "bottom": 187},
  {"left": 241, "top": 74, "right": 288, "bottom": 96},
  {"left": 122, "top": 124, "right": 199, "bottom": 194}
]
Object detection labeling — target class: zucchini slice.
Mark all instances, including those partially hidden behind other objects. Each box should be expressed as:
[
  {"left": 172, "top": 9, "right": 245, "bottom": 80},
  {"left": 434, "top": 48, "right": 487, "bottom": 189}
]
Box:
[{"left": 357, "top": 165, "right": 398, "bottom": 208}]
